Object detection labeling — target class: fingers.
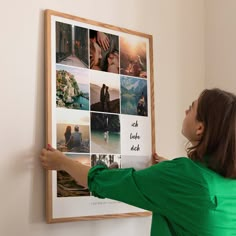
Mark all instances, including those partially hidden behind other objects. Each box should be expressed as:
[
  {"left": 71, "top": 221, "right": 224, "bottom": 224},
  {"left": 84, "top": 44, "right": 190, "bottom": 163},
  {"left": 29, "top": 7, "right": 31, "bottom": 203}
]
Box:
[
  {"left": 152, "top": 153, "right": 162, "bottom": 164},
  {"left": 41, "top": 148, "right": 47, "bottom": 156},
  {"left": 152, "top": 153, "right": 168, "bottom": 164},
  {"left": 47, "top": 144, "right": 56, "bottom": 151},
  {"left": 39, "top": 146, "right": 64, "bottom": 171},
  {"left": 153, "top": 153, "right": 158, "bottom": 159},
  {"left": 152, "top": 154, "right": 158, "bottom": 164},
  {"left": 40, "top": 148, "right": 51, "bottom": 170},
  {"left": 97, "top": 32, "right": 110, "bottom": 51},
  {"left": 101, "top": 37, "right": 109, "bottom": 51}
]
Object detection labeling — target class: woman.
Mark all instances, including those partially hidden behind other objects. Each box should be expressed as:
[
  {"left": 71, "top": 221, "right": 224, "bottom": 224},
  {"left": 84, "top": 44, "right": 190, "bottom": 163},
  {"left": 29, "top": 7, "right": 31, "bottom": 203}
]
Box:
[
  {"left": 104, "top": 86, "right": 110, "bottom": 112},
  {"left": 64, "top": 126, "right": 72, "bottom": 150},
  {"left": 40, "top": 88, "right": 236, "bottom": 235}
]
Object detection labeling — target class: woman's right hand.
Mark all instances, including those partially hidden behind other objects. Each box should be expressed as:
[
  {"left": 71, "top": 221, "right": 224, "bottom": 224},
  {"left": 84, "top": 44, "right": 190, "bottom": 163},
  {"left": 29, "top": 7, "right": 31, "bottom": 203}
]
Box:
[{"left": 152, "top": 153, "right": 168, "bottom": 165}]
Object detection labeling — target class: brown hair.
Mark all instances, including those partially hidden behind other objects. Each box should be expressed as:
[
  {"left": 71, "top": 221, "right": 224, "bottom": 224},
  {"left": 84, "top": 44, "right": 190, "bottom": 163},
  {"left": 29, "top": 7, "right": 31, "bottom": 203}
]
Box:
[
  {"left": 65, "top": 125, "right": 71, "bottom": 134},
  {"left": 188, "top": 88, "right": 236, "bottom": 178}
]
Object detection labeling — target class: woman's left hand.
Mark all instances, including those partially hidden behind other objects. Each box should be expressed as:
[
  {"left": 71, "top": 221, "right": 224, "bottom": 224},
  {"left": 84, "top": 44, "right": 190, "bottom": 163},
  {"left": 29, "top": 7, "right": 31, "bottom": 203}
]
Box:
[{"left": 40, "top": 145, "right": 67, "bottom": 170}]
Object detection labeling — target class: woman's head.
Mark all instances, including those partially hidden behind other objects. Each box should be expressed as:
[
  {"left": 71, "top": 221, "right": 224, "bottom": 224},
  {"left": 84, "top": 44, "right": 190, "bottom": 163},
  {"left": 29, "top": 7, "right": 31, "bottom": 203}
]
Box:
[
  {"left": 184, "top": 88, "right": 236, "bottom": 178},
  {"left": 182, "top": 99, "right": 203, "bottom": 144},
  {"left": 65, "top": 125, "right": 71, "bottom": 133},
  {"left": 103, "top": 49, "right": 119, "bottom": 73}
]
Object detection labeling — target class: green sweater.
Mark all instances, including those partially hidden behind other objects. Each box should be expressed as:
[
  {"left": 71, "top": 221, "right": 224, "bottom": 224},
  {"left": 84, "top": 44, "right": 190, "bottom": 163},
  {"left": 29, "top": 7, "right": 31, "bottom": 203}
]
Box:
[{"left": 88, "top": 157, "right": 236, "bottom": 235}]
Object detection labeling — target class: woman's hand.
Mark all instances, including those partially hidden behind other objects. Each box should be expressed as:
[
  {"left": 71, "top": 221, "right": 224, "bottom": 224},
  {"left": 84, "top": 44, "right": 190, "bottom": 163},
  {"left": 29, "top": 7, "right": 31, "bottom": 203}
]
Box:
[
  {"left": 40, "top": 145, "right": 90, "bottom": 187},
  {"left": 40, "top": 145, "right": 67, "bottom": 170},
  {"left": 152, "top": 153, "right": 168, "bottom": 165}
]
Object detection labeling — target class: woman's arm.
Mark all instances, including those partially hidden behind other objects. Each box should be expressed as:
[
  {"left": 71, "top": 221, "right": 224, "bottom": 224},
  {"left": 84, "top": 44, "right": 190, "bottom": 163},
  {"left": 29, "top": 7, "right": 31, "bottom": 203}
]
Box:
[{"left": 40, "top": 145, "right": 90, "bottom": 187}]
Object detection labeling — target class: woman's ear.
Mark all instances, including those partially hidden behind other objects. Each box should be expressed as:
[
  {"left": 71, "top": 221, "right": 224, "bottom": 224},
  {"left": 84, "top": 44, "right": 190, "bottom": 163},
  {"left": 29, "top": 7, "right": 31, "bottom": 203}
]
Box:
[{"left": 196, "top": 122, "right": 204, "bottom": 137}]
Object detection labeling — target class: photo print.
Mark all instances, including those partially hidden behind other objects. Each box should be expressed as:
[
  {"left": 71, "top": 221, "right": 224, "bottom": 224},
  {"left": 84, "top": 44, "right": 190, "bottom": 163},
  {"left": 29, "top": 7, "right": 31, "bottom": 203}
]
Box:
[
  {"left": 121, "top": 155, "right": 150, "bottom": 170},
  {"left": 45, "top": 10, "right": 154, "bottom": 222},
  {"left": 91, "top": 154, "right": 121, "bottom": 169},
  {"left": 90, "top": 70, "right": 120, "bottom": 113},
  {"left": 89, "top": 30, "right": 119, "bottom": 74},
  {"left": 57, "top": 153, "right": 91, "bottom": 197},
  {"left": 90, "top": 112, "right": 120, "bottom": 154},
  {"left": 56, "top": 65, "right": 89, "bottom": 110},
  {"left": 120, "top": 36, "right": 147, "bottom": 78},
  {"left": 56, "top": 22, "right": 89, "bottom": 68},
  {"left": 120, "top": 76, "right": 148, "bottom": 116},
  {"left": 56, "top": 109, "right": 90, "bottom": 153}
]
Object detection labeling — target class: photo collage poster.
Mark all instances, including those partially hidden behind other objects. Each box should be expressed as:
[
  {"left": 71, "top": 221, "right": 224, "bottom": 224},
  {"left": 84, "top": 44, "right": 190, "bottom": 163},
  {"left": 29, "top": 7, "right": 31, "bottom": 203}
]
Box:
[{"left": 47, "top": 11, "right": 154, "bottom": 220}]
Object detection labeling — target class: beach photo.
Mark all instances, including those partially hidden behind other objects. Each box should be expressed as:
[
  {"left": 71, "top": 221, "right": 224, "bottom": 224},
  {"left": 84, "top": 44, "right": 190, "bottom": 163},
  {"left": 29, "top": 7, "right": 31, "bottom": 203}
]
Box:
[
  {"left": 90, "top": 70, "right": 120, "bottom": 113},
  {"left": 56, "top": 109, "right": 90, "bottom": 153},
  {"left": 89, "top": 30, "right": 119, "bottom": 74},
  {"left": 56, "top": 65, "right": 89, "bottom": 110},
  {"left": 91, "top": 154, "right": 121, "bottom": 169},
  {"left": 56, "top": 22, "right": 88, "bottom": 68},
  {"left": 57, "top": 153, "right": 91, "bottom": 197},
  {"left": 120, "top": 36, "right": 147, "bottom": 78},
  {"left": 120, "top": 76, "right": 148, "bottom": 116},
  {"left": 90, "top": 112, "right": 120, "bottom": 154}
]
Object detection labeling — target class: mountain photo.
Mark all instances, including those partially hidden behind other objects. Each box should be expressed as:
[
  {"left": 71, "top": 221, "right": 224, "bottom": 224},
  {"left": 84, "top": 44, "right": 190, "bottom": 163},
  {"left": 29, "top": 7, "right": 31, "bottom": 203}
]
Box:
[{"left": 120, "top": 76, "right": 148, "bottom": 116}]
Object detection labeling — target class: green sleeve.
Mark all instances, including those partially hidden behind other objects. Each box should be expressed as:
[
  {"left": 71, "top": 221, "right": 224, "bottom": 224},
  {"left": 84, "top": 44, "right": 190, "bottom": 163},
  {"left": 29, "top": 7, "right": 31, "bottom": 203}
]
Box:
[
  {"left": 88, "top": 159, "right": 212, "bottom": 223},
  {"left": 88, "top": 164, "right": 157, "bottom": 211}
]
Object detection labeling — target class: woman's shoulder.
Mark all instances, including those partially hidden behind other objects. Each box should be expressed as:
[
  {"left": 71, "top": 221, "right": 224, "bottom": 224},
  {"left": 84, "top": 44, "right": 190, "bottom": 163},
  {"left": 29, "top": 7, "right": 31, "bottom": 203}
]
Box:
[
  {"left": 156, "top": 156, "right": 192, "bottom": 167},
  {"left": 157, "top": 157, "right": 226, "bottom": 182},
  {"left": 153, "top": 157, "right": 209, "bottom": 179}
]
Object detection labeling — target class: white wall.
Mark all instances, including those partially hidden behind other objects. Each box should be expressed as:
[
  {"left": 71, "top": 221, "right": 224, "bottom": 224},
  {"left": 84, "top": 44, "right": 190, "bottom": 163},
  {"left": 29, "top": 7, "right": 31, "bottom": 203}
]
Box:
[
  {"left": 206, "top": 0, "right": 236, "bottom": 93},
  {"left": 0, "top": 0, "right": 205, "bottom": 235}
]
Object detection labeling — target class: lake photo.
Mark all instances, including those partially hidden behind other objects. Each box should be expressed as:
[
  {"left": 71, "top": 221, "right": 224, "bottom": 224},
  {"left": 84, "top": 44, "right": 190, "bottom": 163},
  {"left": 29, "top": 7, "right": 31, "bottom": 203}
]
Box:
[{"left": 120, "top": 76, "right": 148, "bottom": 116}]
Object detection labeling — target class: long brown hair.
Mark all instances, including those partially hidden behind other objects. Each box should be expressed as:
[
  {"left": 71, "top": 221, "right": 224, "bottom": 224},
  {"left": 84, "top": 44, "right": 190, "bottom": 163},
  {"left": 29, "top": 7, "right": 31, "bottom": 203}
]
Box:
[
  {"left": 188, "top": 88, "right": 236, "bottom": 178},
  {"left": 65, "top": 125, "right": 71, "bottom": 135}
]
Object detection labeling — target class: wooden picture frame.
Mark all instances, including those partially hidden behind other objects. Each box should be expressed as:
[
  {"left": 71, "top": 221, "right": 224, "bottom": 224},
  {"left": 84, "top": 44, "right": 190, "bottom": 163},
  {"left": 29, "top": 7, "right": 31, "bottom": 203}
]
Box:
[{"left": 45, "top": 9, "right": 155, "bottom": 223}]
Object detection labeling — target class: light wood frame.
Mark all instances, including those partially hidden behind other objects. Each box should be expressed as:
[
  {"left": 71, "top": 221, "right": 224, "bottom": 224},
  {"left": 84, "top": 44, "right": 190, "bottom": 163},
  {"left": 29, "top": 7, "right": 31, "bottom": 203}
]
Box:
[{"left": 45, "top": 9, "right": 155, "bottom": 223}]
